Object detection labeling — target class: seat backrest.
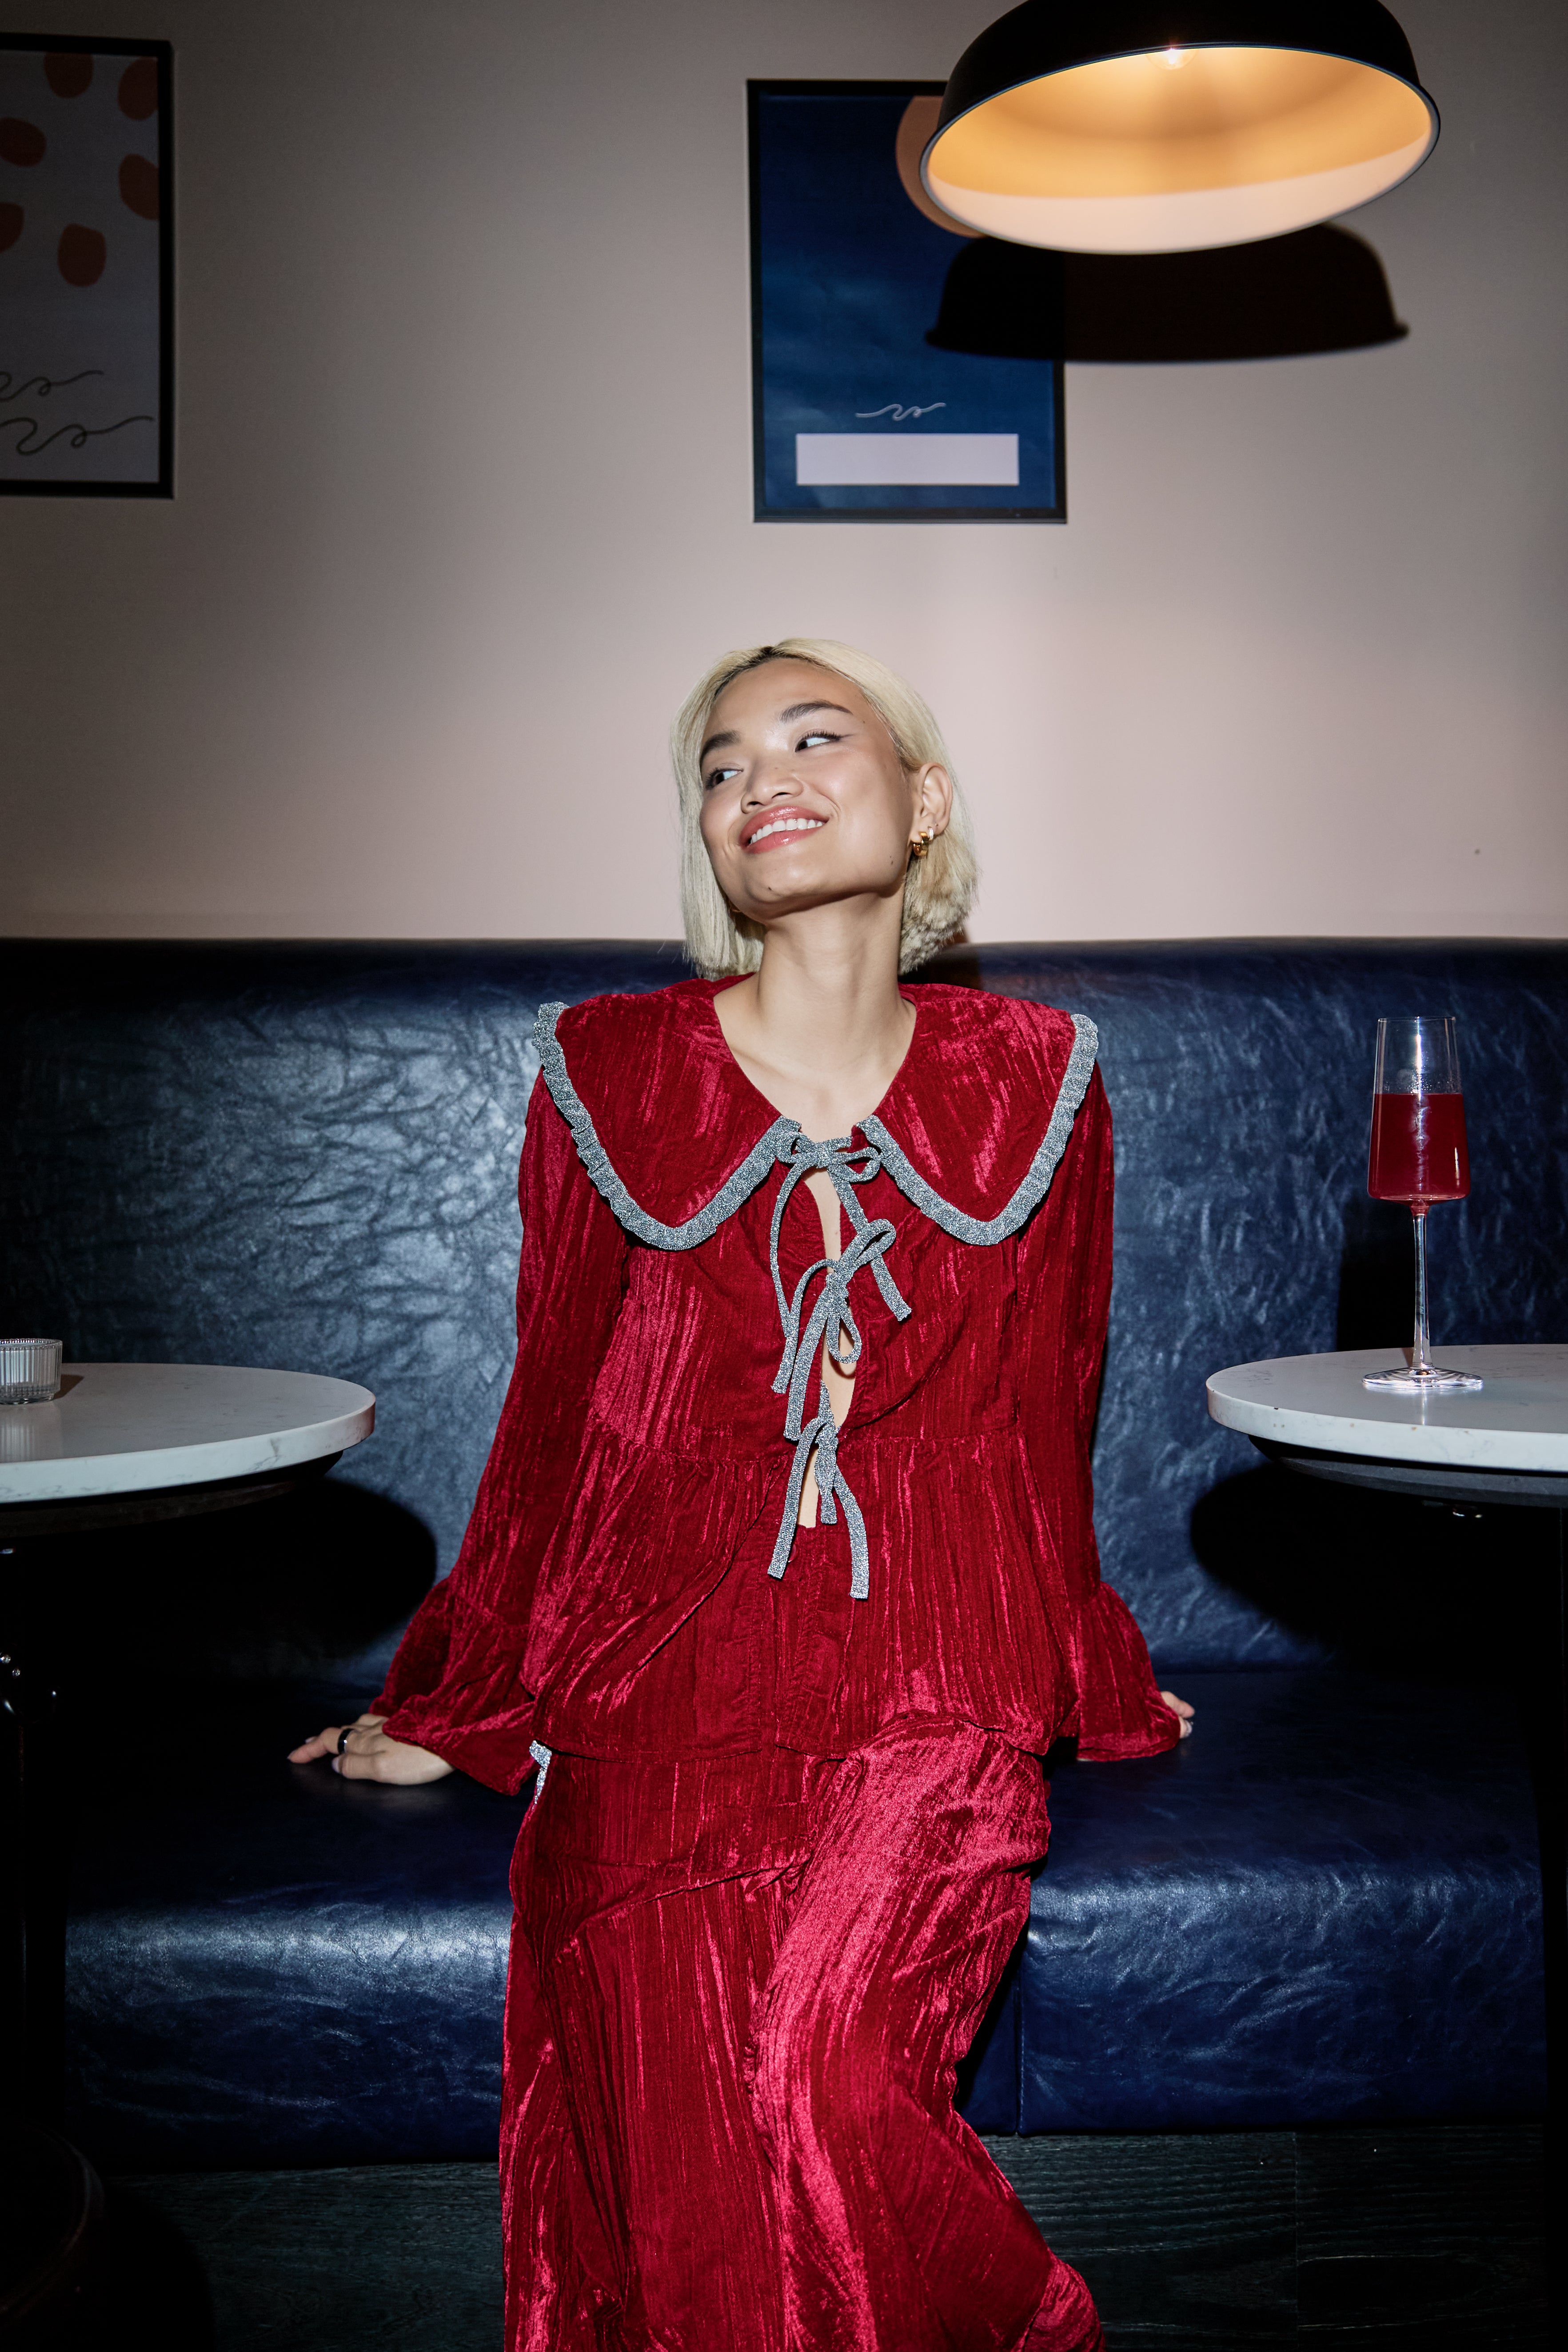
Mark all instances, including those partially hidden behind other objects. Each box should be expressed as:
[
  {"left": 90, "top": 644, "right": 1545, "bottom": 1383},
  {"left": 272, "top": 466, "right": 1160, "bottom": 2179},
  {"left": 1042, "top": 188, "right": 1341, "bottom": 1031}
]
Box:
[{"left": 4, "top": 938, "right": 1564, "bottom": 1677}]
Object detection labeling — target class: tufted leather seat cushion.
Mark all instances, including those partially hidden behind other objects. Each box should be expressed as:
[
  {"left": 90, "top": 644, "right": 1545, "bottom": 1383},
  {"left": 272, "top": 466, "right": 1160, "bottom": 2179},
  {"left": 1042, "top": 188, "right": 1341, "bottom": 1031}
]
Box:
[
  {"left": 62, "top": 1669, "right": 1545, "bottom": 2169},
  {"left": 64, "top": 1681, "right": 526, "bottom": 2172},
  {"left": 1022, "top": 1669, "right": 1546, "bottom": 2132}
]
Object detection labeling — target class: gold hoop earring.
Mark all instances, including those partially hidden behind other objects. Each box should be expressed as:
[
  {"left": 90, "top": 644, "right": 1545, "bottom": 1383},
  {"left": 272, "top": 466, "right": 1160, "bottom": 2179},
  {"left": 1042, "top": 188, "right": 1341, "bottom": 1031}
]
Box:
[{"left": 910, "top": 829, "right": 934, "bottom": 860}]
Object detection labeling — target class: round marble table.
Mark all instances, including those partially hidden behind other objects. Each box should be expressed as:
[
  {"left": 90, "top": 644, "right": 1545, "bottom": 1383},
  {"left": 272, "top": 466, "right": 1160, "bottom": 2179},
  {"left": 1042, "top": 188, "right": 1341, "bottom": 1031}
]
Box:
[
  {"left": 1205, "top": 1344, "right": 1568, "bottom": 1509},
  {"left": 0, "top": 1361, "right": 375, "bottom": 2283},
  {"left": 0, "top": 1362, "right": 375, "bottom": 1531}
]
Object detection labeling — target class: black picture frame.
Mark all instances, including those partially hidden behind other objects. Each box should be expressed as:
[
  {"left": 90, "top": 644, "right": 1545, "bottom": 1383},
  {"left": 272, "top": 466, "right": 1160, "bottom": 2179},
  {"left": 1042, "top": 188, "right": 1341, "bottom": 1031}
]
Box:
[
  {"left": 748, "top": 80, "right": 1065, "bottom": 525},
  {"left": 0, "top": 33, "right": 173, "bottom": 497}
]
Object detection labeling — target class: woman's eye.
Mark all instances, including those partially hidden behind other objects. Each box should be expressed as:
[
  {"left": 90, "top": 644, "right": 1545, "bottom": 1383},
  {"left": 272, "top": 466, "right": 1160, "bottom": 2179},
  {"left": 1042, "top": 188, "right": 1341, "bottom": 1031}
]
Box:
[
  {"left": 798, "top": 731, "right": 840, "bottom": 750},
  {"left": 704, "top": 765, "right": 740, "bottom": 791}
]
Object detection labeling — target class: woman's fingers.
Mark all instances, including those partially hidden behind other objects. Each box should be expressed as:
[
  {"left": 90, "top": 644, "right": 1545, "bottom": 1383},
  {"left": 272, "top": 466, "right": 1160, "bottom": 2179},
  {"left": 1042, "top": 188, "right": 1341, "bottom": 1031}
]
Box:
[
  {"left": 334, "top": 1725, "right": 392, "bottom": 1777},
  {"left": 287, "top": 1713, "right": 449, "bottom": 1781},
  {"left": 1159, "top": 1690, "right": 1196, "bottom": 1740},
  {"left": 287, "top": 1724, "right": 345, "bottom": 1762},
  {"left": 334, "top": 1729, "right": 454, "bottom": 1785},
  {"left": 287, "top": 1712, "right": 387, "bottom": 1765}
]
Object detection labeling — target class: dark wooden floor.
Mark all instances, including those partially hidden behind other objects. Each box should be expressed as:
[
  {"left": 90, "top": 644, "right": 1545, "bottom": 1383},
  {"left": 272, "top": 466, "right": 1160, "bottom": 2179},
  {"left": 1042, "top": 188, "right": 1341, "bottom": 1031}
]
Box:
[
  {"left": 988, "top": 2125, "right": 1548, "bottom": 2348},
  {"left": 76, "top": 2123, "right": 1544, "bottom": 2350}
]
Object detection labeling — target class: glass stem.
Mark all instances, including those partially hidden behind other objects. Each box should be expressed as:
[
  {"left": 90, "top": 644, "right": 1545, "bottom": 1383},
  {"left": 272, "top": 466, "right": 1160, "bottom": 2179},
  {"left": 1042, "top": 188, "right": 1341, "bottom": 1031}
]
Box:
[{"left": 1411, "top": 1206, "right": 1433, "bottom": 1376}]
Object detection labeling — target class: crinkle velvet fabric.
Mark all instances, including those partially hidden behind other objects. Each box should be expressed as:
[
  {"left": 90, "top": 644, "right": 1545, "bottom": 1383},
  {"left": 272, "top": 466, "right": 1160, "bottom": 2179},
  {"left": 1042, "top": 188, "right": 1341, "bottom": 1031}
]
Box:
[
  {"left": 375, "top": 980, "right": 1178, "bottom": 1777},
  {"left": 373, "top": 978, "right": 1169, "bottom": 2351},
  {"left": 504, "top": 1718, "right": 1102, "bottom": 2352}
]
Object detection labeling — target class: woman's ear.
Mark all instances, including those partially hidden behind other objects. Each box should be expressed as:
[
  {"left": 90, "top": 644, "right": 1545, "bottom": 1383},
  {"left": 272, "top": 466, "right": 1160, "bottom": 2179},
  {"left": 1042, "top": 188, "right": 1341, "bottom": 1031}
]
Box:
[{"left": 912, "top": 762, "right": 954, "bottom": 841}]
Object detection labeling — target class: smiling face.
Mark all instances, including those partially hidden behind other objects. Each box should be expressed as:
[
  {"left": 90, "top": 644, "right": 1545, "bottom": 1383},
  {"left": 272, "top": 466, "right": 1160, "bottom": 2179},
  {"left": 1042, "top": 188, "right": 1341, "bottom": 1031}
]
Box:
[{"left": 698, "top": 659, "right": 949, "bottom": 939}]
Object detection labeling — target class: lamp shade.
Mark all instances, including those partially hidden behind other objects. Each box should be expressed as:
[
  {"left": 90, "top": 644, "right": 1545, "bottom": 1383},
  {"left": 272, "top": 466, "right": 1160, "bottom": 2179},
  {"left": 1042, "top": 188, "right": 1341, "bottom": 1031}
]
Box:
[{"left": 924, "top": 2, "right": 1439, "bottom": 253}]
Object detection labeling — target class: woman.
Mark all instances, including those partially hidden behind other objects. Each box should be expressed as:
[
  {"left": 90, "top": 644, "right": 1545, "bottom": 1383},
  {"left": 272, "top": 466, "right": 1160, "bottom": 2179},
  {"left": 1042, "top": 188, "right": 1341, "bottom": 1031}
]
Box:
[{"left": 293, "top": 639, "right": 1192, "bottom": 2352}]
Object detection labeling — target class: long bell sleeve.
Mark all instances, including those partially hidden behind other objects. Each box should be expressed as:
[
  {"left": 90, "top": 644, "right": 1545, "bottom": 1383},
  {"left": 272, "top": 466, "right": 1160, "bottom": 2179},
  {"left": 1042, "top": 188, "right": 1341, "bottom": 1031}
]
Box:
[
  {"left": 372, "top": 1082, "right": 629, "bottom": 1789},
  {"left": 1018, "top": 1068, "right": 1181, "bottom": 1762}
]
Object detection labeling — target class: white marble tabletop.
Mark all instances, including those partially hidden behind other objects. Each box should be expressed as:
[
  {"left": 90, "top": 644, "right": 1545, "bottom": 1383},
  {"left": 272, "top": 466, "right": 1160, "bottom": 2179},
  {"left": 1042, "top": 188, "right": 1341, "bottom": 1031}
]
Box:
[
  {"left": 0, "top": 1363, "right": 375, "bottom": 1504},
  {"left": 1206, "top": 1346, "right": 1568, "bottom": 1474}
]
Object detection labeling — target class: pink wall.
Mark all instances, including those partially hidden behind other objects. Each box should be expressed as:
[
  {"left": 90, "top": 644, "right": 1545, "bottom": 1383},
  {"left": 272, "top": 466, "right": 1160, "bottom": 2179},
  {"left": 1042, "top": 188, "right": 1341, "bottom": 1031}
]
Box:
[{"left": 2, "top": 0, "right": 1564, "bottom": 942}]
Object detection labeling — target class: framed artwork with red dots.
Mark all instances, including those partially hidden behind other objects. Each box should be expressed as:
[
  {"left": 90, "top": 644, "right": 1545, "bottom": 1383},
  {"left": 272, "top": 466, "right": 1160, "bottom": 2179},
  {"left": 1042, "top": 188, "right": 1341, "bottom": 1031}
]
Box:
[{"left": 0, "top": 35, "right": 171, "bottom": 495}]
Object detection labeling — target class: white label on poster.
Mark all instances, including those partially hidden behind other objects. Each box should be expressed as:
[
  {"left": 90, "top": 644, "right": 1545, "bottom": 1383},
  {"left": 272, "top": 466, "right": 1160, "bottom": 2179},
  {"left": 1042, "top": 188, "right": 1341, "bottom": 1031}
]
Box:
[{"left": 795, "top": 433, "right": 1019, "bottom": 487}]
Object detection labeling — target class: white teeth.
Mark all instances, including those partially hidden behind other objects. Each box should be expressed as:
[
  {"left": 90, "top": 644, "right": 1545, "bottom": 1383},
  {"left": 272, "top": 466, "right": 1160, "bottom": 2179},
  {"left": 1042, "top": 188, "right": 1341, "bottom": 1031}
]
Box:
[{"left": 749, "top": 816, "right": 825, "bottom": 844}]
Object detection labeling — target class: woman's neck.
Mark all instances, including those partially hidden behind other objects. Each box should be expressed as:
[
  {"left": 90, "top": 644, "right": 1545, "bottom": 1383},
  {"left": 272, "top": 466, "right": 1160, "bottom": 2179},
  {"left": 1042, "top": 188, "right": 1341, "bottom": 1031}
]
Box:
[{"left": 713, "top": 906, "right": 916, "bottom": 1141}]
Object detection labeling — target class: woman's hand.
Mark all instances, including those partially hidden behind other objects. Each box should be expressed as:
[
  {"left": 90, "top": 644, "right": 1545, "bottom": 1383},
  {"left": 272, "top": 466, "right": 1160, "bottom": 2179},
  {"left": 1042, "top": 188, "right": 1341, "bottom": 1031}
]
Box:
[
  {"left": 1160, "top": 1690, "right": 1195, "bottom": 1741},
  {"left": 288, "top": 1712, "right": 455, "bottom": 1784}
]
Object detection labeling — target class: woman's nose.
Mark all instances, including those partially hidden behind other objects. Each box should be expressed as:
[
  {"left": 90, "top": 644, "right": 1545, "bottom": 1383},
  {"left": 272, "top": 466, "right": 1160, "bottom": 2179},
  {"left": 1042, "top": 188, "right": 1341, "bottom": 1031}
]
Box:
[{"left": 743, "top": 763, "right": 802, "bottom": 807}]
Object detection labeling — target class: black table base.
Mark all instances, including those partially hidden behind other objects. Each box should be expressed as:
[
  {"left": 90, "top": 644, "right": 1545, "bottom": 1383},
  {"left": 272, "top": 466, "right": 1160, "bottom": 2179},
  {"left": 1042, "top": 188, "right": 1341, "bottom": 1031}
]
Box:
[
  {"left": 0, "top": 1454, "right": 351, "bottom": 2342},
  {"left": 1260, "top": 1434, "right": 1566, "bottom": 2306},
  {"left": 0, "top": 2121, "right": 102, "bottom": 2346},
  {"left": 2, "top": 1454, "right": 343, "bottom": 2112}
]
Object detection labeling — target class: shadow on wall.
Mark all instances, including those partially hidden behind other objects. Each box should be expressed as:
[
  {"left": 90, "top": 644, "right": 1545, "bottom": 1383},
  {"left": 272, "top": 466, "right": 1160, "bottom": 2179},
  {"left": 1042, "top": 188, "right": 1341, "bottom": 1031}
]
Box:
[
  {"left": 1189, "top": 1464, "right": 1556, "bottom": 1685},
  {"left": 1337, "top": 1194, "right": 1420, "bottom": 1351},
  {"left": 20, "top": 1478, "right": 436, "bottom": 1694},
  {"left": 927, "top": 224, "right": 1406, "bottom": 364}
]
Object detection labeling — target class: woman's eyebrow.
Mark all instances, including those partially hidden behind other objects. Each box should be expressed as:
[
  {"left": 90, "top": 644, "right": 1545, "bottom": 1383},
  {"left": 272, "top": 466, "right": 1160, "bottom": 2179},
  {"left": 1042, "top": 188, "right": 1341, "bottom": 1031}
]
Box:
[{"left": 700, "top": 701, "right": 854, "bottom": 762}]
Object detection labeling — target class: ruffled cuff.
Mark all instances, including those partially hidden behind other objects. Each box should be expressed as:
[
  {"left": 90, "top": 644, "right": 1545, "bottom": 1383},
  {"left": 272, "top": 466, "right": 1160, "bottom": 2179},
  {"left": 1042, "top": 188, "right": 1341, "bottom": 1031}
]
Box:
[
  {"left": 373, "top": 1573, "right": 456, "bottom": 1717},
  {"left": 372, "top": 1593, "right": 538, "bottom": 1795},
  {"left": 376, "top": 1683, "right": 539, "bottom": 1794},
  {"left": 1069, "top": 1581, "right": 1183, "bottom": 1762}
]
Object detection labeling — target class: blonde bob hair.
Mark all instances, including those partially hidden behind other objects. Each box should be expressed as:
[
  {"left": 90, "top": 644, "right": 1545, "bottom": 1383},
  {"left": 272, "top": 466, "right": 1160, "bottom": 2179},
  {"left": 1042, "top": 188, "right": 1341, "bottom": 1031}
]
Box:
[{"left": 671, "top": 638, "right": 978, "bottom": 979}]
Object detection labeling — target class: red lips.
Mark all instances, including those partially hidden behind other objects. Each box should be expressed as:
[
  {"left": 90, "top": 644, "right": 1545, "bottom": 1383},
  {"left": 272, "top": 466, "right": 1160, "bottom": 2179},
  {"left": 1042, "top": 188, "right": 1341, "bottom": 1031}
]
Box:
[{"left": 742, "top": 814, "right": 828, "bottom": 852}]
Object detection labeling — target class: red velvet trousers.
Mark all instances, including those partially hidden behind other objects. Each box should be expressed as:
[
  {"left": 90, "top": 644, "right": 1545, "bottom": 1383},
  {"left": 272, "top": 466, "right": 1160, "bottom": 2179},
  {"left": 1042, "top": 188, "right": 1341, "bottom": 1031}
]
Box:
[{"left": 502, "top": 1716, "right": 1104, "bottom": 2352}]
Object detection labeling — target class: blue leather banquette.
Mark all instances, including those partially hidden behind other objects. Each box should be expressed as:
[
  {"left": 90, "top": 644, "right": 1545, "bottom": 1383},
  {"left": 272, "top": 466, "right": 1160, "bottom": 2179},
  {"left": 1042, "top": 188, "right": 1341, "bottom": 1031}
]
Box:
[{"left": 0, "top": 938, "right": 1558, "bottom": 2171}]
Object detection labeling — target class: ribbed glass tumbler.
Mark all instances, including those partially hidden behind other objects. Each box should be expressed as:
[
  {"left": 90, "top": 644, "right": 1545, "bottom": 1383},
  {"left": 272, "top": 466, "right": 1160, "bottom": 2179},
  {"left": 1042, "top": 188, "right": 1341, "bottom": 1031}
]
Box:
[{"left": 0, "top": 1339, "right": 64, "bottom": 1405}]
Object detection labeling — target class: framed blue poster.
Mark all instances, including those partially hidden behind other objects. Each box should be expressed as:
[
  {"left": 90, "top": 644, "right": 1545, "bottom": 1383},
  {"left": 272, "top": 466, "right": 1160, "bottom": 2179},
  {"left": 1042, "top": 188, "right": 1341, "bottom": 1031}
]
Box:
[{"left": 749, "top": 81, "right": 1065, "bottom": 524}]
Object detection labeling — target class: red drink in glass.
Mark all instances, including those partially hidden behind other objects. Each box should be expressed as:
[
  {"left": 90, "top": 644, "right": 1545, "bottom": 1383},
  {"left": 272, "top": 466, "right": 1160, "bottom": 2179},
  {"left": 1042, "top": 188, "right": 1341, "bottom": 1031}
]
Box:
[
  {"left": 1362, "top": 1017, "right": 1481, "bottom": 1391},
  {"left": 1367, "top": 1091, "right": 1470, "bottom": 1206}
]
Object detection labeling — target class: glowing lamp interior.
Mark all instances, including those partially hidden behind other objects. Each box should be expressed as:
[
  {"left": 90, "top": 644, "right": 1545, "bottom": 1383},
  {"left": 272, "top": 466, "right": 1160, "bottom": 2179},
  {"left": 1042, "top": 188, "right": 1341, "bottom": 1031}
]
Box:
[{"left": 924, "top": 45, "right": 1436, "bottom": 252}]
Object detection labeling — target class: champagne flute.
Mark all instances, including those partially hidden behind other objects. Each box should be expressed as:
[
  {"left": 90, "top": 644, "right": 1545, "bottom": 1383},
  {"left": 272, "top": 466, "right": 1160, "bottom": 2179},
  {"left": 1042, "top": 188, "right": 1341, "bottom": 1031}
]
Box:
[{"left": 1363, "top": 1016, "right": 1482, "bottom": 1393}]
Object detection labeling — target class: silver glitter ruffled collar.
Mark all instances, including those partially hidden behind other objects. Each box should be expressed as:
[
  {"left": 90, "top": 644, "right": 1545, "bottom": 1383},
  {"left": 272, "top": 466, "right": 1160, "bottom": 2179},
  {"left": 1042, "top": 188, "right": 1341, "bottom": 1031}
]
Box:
[{"left": 531, "top": 999, "right": 1097, "bottom": 1601}]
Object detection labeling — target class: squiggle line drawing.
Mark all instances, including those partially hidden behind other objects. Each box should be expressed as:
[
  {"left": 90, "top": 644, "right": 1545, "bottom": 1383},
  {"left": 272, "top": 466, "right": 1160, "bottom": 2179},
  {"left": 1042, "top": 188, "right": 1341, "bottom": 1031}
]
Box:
[
  {"left": 0, "top": 412, "right": 154, "bottom": 458},
  {"left": 0, "top": 369, "right": 104, "bottom": 405},
  {"left": 854, "top": 401, "right": 948, "bottom": 422}
]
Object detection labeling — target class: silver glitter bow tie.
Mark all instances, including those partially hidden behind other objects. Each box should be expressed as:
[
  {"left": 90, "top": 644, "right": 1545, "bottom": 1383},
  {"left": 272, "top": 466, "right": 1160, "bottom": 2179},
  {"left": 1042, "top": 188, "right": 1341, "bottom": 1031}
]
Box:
[{"left": 764, "top": 1132, "right": 911, "bottom": 1600}]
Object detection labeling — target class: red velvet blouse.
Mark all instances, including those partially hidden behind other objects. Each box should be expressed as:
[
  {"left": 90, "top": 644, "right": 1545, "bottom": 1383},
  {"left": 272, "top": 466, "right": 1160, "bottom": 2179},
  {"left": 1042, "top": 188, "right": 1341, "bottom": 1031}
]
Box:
[{"left": 374, "top": 979, "right": 1180, "bottom": 1790}]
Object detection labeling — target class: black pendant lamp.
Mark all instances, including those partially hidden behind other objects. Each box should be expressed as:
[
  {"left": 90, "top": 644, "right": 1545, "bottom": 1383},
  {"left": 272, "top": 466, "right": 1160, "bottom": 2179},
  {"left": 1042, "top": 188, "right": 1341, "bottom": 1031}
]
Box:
[{"left": 924, "top": 3, "right": 1438, "bottom": 253}]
